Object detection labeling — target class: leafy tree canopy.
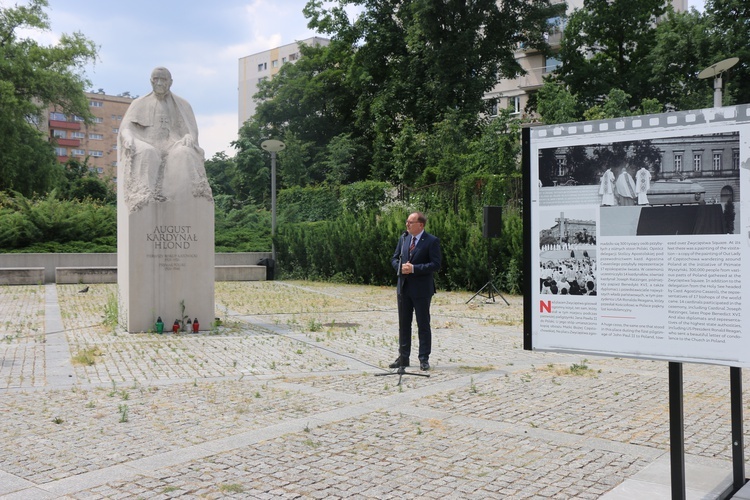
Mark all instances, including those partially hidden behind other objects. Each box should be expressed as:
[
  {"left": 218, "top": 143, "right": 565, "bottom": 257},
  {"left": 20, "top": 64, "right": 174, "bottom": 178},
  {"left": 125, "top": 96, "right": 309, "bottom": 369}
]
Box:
[
  {"left": 538, "top": 0, "right": 750, "bottom": 121},
  {"left": 248, "top": 0, "right": 564, "bottom": 184},
  {"left": 553, "top": 0, "right": 669, "bottom": 110},
  {"left": 0, "top": 0, "right": 98, "bottom": 197},
  {"left": 704, "top": 0, "right": 750, "bottom": 105}
]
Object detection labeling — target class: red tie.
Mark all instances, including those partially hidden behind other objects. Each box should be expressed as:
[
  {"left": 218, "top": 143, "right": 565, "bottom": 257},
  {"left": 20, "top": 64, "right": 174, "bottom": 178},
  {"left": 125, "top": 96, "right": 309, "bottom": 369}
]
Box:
[{"left": 409, "top": 237, "right": 416, "bottom": 252}]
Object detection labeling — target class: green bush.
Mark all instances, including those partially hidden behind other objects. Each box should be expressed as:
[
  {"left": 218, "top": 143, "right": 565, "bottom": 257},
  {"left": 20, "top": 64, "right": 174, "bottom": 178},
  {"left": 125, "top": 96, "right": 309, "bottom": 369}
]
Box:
[
  {"left": 0, "top": 192, "right": 116, "bottom": 251},
  {"left": 275, "top": 204, "right": 523, "bottom": 293},
  {"left": 0, "top": 178, "right": 524, "bottom": 294},
  {"left": 278, "top": 185, "right": 341, "bottom": 223},
  {"left": 214, "top": 200, "right": 271, "bottom": 252}
]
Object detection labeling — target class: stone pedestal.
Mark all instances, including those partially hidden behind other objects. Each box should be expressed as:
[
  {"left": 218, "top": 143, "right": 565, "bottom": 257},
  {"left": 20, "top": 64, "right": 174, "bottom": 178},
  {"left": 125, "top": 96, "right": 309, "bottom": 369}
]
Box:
[{"left": 117, "top": 197, "right": 214, "bottom": 333}]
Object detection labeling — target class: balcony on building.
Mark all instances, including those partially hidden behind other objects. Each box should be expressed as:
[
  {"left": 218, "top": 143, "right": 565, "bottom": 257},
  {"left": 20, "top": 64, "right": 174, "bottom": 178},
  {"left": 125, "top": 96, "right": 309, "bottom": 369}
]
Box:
[
  {"left": 519, "top": 66, "right": 546, "bottom": 91},
  {"left": 55, "top": 138, "right": 81, "bottom": 147},
  {"left": 49, "top": 120, "right": 81, "bottom": 130}
]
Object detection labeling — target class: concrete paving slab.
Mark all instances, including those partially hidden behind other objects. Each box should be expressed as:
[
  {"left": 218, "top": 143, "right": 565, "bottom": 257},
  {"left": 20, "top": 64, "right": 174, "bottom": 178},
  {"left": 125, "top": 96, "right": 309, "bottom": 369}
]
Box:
[
  {"left": 0, "top": 281, "right": 746, "bottom": 499},
  {"left": 601, "top": 453, "right": 734, "bottom": 499}
]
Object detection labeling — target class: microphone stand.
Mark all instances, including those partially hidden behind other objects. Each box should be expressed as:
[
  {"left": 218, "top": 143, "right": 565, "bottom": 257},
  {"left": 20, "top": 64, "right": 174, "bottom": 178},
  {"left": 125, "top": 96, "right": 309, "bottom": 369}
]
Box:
[
  {"left": 376, "top": 364, "right": 429, "bottom": 386},
  {"left": 376, "top": 230, "right": 431, "bottom": 386},
  {"left": 396, "top": 230, "right": 408, "bottom": 277}
]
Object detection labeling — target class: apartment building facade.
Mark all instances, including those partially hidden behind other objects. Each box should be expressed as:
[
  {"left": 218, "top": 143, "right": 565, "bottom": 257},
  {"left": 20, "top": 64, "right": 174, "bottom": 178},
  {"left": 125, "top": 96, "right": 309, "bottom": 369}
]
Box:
[
  {"left": 48, "top": 91, "right": 135, "bottom": 180},
  {"left": 238, "top": 36, "right": 330, "bottom": 127}
]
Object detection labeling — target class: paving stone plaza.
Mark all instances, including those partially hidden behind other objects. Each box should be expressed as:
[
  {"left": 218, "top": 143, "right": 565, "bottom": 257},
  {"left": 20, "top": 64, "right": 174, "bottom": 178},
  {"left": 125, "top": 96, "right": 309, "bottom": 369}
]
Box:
[{"left": 0, "top": 281, "right": 744, "bottom": 498}]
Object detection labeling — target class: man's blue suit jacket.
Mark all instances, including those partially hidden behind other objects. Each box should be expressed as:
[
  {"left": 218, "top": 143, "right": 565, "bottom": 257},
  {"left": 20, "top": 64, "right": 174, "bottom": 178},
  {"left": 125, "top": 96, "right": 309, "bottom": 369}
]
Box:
[{"left": 391, "top": 231, "right": 442, "bottom": 298}]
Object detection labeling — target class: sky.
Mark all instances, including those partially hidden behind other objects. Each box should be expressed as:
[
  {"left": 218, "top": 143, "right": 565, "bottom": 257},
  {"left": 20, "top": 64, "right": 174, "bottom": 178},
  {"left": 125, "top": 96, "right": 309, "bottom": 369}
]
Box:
[
  {"left": 11, "top": 0, "right": 337, "bottom": 159},
  {"left": 11, "top": 0, "right": 706, "bottom": 159}
]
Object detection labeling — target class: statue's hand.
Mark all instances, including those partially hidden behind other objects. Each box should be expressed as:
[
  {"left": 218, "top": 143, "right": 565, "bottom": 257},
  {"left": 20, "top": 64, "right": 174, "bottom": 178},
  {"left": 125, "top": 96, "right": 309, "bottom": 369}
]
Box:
[
  {"left": 179, "top": 135, "right": 196, "bottom": 149},
  {"left": 121, "top": 135, "right": 136, "bottom": 155}
]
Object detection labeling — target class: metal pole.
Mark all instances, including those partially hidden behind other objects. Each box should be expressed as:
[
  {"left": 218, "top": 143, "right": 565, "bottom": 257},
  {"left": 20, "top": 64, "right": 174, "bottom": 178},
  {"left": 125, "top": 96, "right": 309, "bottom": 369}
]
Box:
[
  {"left": 271, "top": 151, "right": 277, "bottom": 237},
  {"left": 714, "top": 76, "right": 723, "bottom": 108},
  {"left": 730, "top": 367, "right": 746, "bottom": 493},
  {"left": 669, "top": 362, "right": 685, "bottom": 500}
]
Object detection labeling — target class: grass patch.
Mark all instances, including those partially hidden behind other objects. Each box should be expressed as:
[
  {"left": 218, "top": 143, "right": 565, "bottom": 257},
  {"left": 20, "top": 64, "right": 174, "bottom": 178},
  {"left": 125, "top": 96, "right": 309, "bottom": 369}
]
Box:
[
  {"left": 72, "top": 346, "right": 102, "bottom": 366},
  {"left": 219, "top": 483, "right": 245, "bottom": 493},
  {"left": 458, "top": 365, "right": 494, "bottom": 373},
  {"left": 103, "top": 292, "right": 118, "bottom": 331},
  {"left": 543, "top": 360, "right": 599, "bottom": 377}
]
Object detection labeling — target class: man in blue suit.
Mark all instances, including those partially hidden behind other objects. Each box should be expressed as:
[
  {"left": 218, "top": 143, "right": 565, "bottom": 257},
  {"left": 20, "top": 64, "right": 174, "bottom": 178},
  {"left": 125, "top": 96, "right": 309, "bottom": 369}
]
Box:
[{"left": 389, "top": 212, "right": 442, "bottom": 371}]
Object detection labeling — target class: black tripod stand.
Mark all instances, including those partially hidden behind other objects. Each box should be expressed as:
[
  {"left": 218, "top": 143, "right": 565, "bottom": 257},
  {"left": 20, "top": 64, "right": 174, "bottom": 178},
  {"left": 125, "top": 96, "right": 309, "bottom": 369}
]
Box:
[
  {"left": 466, "top": 238, "right": 509, "bottom": 305},
  {"left": 375, "top": 365, "right": 430, "bottom": 386}
]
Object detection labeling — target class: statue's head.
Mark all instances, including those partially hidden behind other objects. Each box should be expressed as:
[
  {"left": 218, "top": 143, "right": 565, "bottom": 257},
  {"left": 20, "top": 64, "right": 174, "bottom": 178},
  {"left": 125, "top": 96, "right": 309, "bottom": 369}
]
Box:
[{"left": 150, "top": 67, "right": 173, "bottom": 98}]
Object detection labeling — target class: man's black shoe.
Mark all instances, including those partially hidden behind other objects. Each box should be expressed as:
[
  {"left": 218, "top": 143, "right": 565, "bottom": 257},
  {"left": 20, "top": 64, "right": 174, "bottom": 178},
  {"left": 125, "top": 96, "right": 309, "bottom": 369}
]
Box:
[
  {"left": 420, "top": 361, "right": 430, "bottom": 371},
  {"left": 389, "top": 357, "right": 409, "bottom": 369}
]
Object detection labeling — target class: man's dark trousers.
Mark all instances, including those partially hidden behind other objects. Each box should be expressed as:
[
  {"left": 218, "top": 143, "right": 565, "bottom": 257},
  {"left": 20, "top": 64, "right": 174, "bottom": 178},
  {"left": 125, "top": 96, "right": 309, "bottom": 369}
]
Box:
[{"left": 397, "top": 287, "right": 432, "bottom": 362}]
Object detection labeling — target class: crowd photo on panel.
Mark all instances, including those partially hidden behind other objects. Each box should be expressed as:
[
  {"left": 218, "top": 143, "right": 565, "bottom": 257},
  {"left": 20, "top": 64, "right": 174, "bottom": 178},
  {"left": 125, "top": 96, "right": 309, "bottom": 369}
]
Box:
[{"left": 539, "top": 224, "right": 597, "bottom": 296}]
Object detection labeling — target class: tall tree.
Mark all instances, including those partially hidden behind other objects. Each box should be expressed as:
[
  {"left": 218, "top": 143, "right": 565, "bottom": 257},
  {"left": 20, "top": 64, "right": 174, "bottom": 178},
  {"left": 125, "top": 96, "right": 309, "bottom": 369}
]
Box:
[
  {"left": 704, "top": 0, "right": 750, "bottom": 106},
  {"left": 254, "top": 40, "right": 363, "bottom": 183},
  {"left": 286, "top": 0, "right": 564, "bottom": 183},
  {"left": 232, "top": 119, "right": 271, "bottom": 205},
  {"left": 204, "top": 152, "right": 238, "bottom": 198},
  {"left": 535, "top": 80, "right": 582, "bottom": 124},
  {"left": 553, "top": 0, "right": 669, "bottom": 110},
  {"left": 646, "top": 9, "right": 714, "bottom": 110},
  {"left": 0, "top": 0, "right": 98, "bottom": 196}
]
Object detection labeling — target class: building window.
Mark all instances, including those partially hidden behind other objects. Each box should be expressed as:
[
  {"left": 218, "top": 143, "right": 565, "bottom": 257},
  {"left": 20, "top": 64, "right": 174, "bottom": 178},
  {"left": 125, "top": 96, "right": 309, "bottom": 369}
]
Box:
[
  {"left": 52, "top": 130, "right": 66, "bottom": 138},
  {"left": 55, "top": 147, "right": 67, "bottom": 156},
  {"left": 89, "top": 101, "right": 103, "bottom": 107},
  {"left": 508, "top": 96, "right": 521, "bottom": 114},
  {"left": 258, "top": 76, "right": 268, "bottom": 84},
  {"left": 92, "top": 117, "right": 103, "bottom": 123},
  {"left": 712, "top": 151, "right": 722, "bottom": 171},
  {"left": 97, "top": 167, "right": 104, "bottom": 174},
  {"left": 112, "top": 128, "right": 119, "bottom": 134},
  {"left": 50, "top": 112, "right": 67, "bottom": 121},
  {"left": 257, "top": 62, "right": 267, "bottom": 71},
  {"left": 674, "top": 152, "right": 683, "bottom": 172},
  {"left": 73, "top": 115, "right": 85, "bottom": 122},
  {"left": 71, "top": 131, "right": 85, "bottom": 138},
  {"left": 733, "top": 149, "right": 740, "bottom": 170},
  {"left": 89, "top": 150, "right": 104, "bottom": 157},
  {"left": 89, "top": 133, "right": 104, "bottom": 140},
  {"left": 555, "top": 157, "right": 567, "bottom": 177},
  {"left": 289, "top": 52, "right": 299, "bottom": 61},
  {"left": 693, "top": 153, "right": 702, "bottom": 172},
  {"left": 72, "top": 149, "right": 85, "bottom": 156},
  {"left": 272, "top": 59, "right": 279, "bottom": 68},
  {"left": 721, "top": 186, "right": 734, "bottom": 204},
  {"left": 282, "top": 56, "right": 288, "bottom": 63},
  {"left": 488, "top": 100, "right": 498, "bottom": 117},
  {"left": 544, "top": 56, "right": 561, "bottom": 74}
]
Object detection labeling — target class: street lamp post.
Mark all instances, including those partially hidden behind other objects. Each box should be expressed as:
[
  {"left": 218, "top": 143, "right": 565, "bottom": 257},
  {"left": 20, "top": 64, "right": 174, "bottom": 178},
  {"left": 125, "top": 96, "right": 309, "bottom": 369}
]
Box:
[{"left": 261, "top": 139, "right": 286, "bottom": 256}]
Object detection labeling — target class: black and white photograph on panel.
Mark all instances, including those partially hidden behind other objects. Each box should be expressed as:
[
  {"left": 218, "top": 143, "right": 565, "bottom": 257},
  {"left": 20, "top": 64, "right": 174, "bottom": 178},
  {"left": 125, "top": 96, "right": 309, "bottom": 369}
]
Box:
[
  {"left": 538, "top": 132, "right": 740, "bottom": 236},
  {"left": 538, "top": 208, "right": 597, "bottom": 296}
]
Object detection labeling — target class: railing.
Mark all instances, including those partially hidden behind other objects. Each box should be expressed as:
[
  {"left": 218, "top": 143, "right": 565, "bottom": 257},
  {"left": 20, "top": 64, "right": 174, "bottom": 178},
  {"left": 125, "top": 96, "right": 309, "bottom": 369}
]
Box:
[
  {"left": 49, "top": 120, "right": 81, "bottom": 130},
  {"left": 55, "top": 138, "right": 81, "bottom": 147}
]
